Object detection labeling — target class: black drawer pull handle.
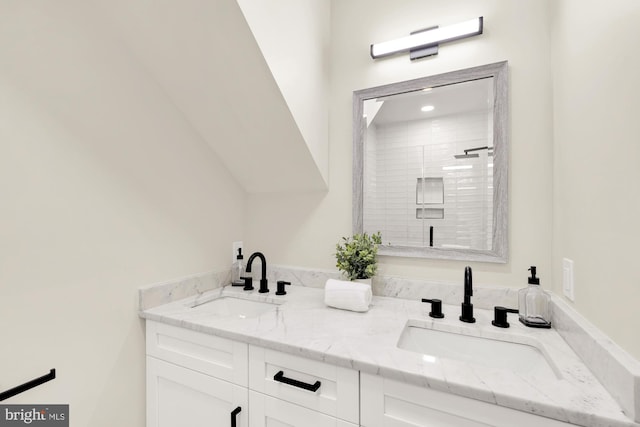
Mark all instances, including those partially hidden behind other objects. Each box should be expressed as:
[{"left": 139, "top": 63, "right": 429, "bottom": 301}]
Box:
[
  {"left": 230, "top": 406, "right": 241, "bottom": 427},
  {"left": 273, "top": 370, "right": 321, "bottom": 392}
]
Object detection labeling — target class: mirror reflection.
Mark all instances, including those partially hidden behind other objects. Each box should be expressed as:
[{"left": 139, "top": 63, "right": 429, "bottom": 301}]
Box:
[
  {"left": 363, "top": 78, "right": 494, "bottom": 250},
  {"left": 353, "top": 61, "right": 508, "bottom": 263}
]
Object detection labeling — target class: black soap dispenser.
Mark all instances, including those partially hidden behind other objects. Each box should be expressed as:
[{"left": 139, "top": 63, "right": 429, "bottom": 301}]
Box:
[{"left": 518, "top": 266, "right": 551, "bottom": 328}]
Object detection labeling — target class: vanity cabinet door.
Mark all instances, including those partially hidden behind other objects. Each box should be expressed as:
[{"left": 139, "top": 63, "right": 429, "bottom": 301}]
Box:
[
  {"left": 361, "top": 373, "right": 574, "bottom": 427},
  {"left": 147, "top": 356, "right": 248, "bottom": 427},
  {"left": 249, "top": 390, "right": 358, "bottom": 427}
]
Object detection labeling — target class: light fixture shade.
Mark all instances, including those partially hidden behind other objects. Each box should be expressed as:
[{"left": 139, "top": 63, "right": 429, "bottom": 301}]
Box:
[{"left": 370, "top": 17, "right": 483, "bottom": 59}]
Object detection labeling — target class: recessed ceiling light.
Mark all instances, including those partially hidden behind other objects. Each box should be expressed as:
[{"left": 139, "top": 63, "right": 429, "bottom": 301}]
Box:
[{"left": 421, "top": 105, "right": 435, "bottom": 112}]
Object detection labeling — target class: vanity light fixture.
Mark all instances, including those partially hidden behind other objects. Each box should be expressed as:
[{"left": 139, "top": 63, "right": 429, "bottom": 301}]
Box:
[{"left": 370, "top": 17, "right": 483, "bottom": 60}]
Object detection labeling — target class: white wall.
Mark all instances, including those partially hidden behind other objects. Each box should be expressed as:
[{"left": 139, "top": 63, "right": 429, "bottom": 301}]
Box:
[
  {"left": 237, "top": 0, "right": 330, "bottom": 184},
  {"left": 246, "top": 0, "right": 554, "bottom": 287},
  {"left": 0, "top": 2, "right": 245, "bottom": 425},
  {"left": 550, "top": 0, "right": 640, "bottom": 359}
]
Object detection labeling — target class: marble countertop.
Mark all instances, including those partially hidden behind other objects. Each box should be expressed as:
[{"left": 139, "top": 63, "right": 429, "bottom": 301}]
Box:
[{"left": 141, "top": 284, "right": 637, "bottom": 427}]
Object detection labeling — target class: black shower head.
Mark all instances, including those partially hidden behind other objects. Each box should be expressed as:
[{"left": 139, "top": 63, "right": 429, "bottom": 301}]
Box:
[{"left": 454, "top": 146, "right": 493, "bottom": 159}]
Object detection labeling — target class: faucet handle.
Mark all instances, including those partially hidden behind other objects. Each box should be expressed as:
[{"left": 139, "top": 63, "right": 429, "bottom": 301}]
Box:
[
  {"left": 421, "top": 298, "right": 444, "bottom": 318},
  {"left": 241, "top": 276, "right": 254, "bottom": 291},
  {"left": 492, "top": 306, "right": 519, "bottom": 328},
  {"left": 276, "top": 281, "right": 290, "bottom": 295}
]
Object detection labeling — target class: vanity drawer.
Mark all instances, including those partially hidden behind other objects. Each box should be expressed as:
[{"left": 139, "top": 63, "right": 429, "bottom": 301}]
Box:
[
  {"left": 361, "top": 373, "right": 574, "bottom": 427},
  {"left": 248, "top": 345, "right": 359, "bottom": 424},
  {"left": 146, "top": 320, "right": 248, "bottom": 386}
]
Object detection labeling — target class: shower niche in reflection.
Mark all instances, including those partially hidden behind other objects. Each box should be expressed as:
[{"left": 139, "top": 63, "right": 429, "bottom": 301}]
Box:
[
  {"left": 354, "top": 62, "right": 508, "bottom": 262},
  {"left": 416, "top": 177, "right": 445, "bottom": 223}
]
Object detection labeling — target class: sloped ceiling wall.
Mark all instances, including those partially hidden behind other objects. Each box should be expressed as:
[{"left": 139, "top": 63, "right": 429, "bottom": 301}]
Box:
[
  {"left": 236, "top": 0, "right": 330, "bottom": 184},
  {"left": 94, "top": 0, "right": 328, "bottom": 193}
]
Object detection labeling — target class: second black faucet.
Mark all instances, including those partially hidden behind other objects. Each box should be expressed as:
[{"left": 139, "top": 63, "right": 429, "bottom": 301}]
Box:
[
  {"left": 246, "top": 251, "right": 269, "bottom": 293},
  {"left": 459, "top": 266, "right": 476, "bottom": 323}
]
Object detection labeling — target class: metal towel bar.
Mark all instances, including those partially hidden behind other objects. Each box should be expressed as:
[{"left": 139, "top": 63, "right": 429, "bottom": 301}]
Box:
[{"left": 0, "top": 369, "right": 56, "bottom": 401}]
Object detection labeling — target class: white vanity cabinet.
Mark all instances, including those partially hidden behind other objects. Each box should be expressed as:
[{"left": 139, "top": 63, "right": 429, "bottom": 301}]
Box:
[
  {"left": 360, "top": 373, "right": 574, "bottom": 427},
  {"left": 146, "top": 320, "right": 582, "bottom": 427},
  {"left": 146, "top": 321, "right": 249, "bottom": 427},
  {"left": 145, "top": 321, "right": 359, "bottom": 427}
]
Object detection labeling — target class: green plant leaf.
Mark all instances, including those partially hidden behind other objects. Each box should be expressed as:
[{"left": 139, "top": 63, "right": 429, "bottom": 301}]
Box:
[{"left": 334, "top": 231, "right": 382, "bottom": 280}]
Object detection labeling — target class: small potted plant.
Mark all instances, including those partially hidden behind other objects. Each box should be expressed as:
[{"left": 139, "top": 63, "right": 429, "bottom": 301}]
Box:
[{"left": 335, "top": 231, "right": 382, "bottom": 282}]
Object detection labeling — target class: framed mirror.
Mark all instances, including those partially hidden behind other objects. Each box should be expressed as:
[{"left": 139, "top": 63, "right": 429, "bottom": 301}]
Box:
[{"left": 353, "top": 61, "right": 508, "bottom": 263}]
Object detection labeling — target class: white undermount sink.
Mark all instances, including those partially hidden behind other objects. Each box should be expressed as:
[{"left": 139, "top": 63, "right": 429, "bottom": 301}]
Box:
[
  {"left": 190, "top": 296, "right": 278, "bottom": 319},
  {"left": 397, "top": 323, "right": 561, "bottom": 381}
]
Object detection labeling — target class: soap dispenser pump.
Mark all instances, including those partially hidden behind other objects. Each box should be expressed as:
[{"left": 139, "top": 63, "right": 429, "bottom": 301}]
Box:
[
  {"left": 231, "top": 248, "right": 244, "bottom": 286},
  {"left": 518, "top": 266, "right": 551, "bottom": 328}
]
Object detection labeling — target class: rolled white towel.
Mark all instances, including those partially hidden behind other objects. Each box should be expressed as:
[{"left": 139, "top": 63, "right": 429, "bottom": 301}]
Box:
[{"left": 324, "top": 279, "right": 372, "bottom": 312}]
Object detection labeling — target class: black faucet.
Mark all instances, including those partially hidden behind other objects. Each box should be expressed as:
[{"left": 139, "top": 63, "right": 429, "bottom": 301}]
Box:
[
  {"left": 459, "top": 266, "right": 476, "bottom": 323},
  {"left": 246, "top": 252, "right": 269, "bottom": 293}
]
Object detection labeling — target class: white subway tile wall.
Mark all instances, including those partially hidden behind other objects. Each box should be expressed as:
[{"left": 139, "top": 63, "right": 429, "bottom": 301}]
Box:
[{"left": 363, "top": 110, "right": 493, "bottom": 249}]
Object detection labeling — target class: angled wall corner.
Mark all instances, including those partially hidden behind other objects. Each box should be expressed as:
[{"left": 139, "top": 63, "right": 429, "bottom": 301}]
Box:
[
  {"left": 549, "top": 0, "right": 640, "bottom": 362},
  {"left": 236, "top": 0, "right": 330, "bottom": 186},
  {"left": 98, "top": 0, "right": 327, "bottom": 193}
]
